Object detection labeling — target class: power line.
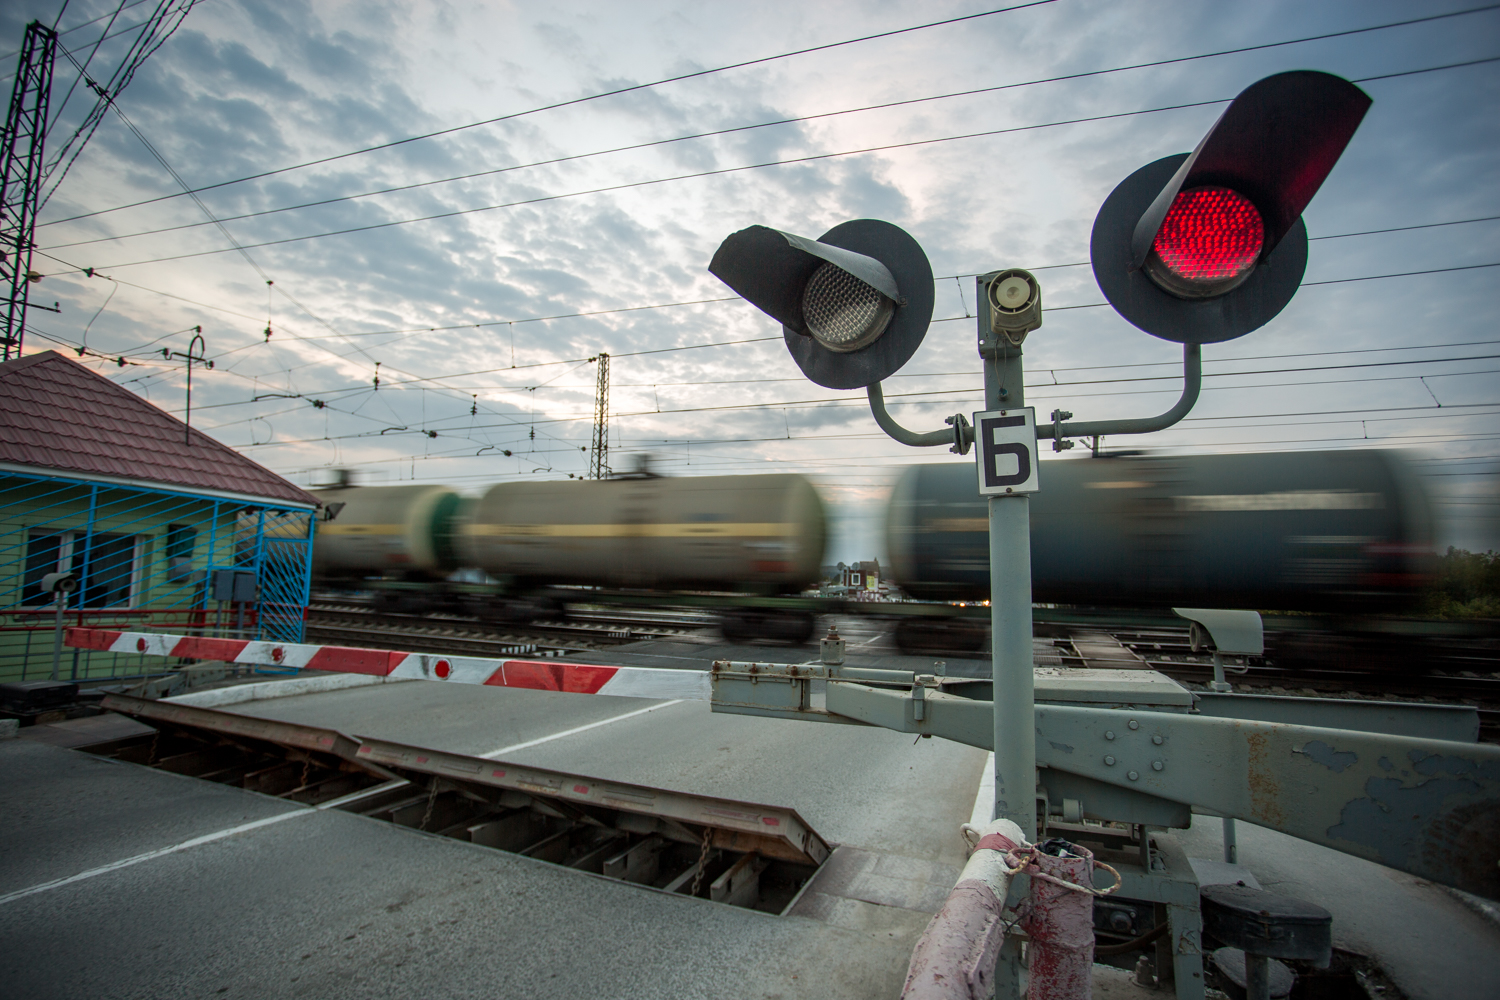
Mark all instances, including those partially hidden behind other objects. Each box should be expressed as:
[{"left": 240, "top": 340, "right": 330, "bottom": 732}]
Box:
[
  {"left": 63, "top": 283, "right": 1500, "bottom": 427},
  {"left": 39, "top": 0, "right": 1061, "bottom": 226},
  {"left": 0, "top": 1, "right": 161, "bottom": 81},
  {"left": 1305, "top": 261, "right": 1500, "bottom": 286},
  {"left": 58, "top": 98, "right": 1235, "bottom": 267},
  {"left": 40, "top": 2, "right": 200, "bottom": 212},
  {"left": 44, "top": 48, "right": 1495, "bottom": 253},
  {"left": 58, "top": 65, "right": 1500, "bottom": 271},
  {"left": 42, "top": 5, "right": 1498, "bottom": 232},
  {"left": 1, "top": 0, "right": 155, "bottom": 61},
  {"left": 35, "top": 252, "right": 1500, "bottom": 418},
  {"left": 40, "top": 109, "right": 561, "bottom": 438},
  {"left": 611, "top": 337, "right": 1500, "bottom": 387},
  {"left": 33, "top": 212, "right": 1498, "bottom": 346},
  {"left": 212, "top": 361, "right": 1500, "bottom": 450}
]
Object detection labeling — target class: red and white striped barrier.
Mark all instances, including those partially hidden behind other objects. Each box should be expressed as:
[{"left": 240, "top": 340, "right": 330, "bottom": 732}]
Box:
[{"left": 64, "top": 628, "right": 709, "bottom": 702}]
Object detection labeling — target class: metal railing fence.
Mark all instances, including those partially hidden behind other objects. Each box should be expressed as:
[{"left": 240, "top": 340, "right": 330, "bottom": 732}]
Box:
[{"left": 0, "top": 470, "right": 315, "bottom": 684}]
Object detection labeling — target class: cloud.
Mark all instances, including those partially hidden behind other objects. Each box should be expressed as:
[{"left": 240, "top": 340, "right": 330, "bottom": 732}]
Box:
[{"left": 11, "top": 0, "right": 1497, "bottom": 558}]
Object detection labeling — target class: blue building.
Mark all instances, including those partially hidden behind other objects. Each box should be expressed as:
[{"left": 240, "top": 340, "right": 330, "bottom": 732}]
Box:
[{"left": 0, "top": 351, "right": 320, "bottom": 683}]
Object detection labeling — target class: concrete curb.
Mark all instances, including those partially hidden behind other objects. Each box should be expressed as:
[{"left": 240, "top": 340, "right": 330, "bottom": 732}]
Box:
[{"left": 165, "top": 672, "right": 410, "bottom": 708}]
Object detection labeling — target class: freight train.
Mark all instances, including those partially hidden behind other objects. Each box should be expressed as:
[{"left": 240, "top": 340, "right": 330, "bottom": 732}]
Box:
[
  {"left": 313, "top": 472, "right": 828, "bottom": 641},
  {"left": 310, "top": 450, "right": 1435, "bottom": 647},
  {"left": 887, "top": 449, "right": 1434, "bottom": 609}
]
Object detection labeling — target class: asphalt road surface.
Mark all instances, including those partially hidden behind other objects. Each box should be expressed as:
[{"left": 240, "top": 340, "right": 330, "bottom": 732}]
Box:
[{"left": 0, "top": 678, "right": 987, "bottom": 1000}]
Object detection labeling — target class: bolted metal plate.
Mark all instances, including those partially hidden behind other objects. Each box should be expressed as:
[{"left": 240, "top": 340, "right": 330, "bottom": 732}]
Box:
[
  {"left": 783, "top": 219, "right": 934, "bottom": 389},
  {"left": 1091, "top": 153, "right": 1308, "bottom": 345}
]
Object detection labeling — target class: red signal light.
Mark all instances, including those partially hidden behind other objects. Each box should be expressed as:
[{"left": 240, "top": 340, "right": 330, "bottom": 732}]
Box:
[{"left": 1144, "top": 187, "right": 1264, "bottom": 299}]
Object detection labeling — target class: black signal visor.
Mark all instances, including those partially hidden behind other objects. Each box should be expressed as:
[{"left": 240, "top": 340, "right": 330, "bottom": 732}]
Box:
[{"left": 1130, "top": 71, "right": 1371, "bottom": 270}]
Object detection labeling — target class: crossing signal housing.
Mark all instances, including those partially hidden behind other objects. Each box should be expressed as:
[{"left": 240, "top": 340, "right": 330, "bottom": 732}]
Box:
[
  {"left": 709, "top": 219, "right": 934, "bottom": 389},
  {"left": 1091, "top": 70, "right": 1371, "bottom": 344}
]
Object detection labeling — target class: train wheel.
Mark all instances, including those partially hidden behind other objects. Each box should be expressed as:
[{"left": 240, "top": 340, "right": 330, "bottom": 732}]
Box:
[
  {"left": 719, "top": 610, "right": 814, "bottom": 645},
  {"left": 719, "top": 611, "right": 753, "bottom": 644},
  {"left": 775, "top": 611, "right": 816, "bottom": 645},
  {"left": 477, "top": 598, "right": 528, "bottom": 625},
  {"left": 895, "top": 618, "right": 987, "bottom": 655}
]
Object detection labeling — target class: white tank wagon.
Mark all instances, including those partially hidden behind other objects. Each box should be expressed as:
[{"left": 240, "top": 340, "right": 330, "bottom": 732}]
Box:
[
  {"left": 311, "top": 484, "right": 464, "bottom": 580},
  {"left": 458, "top": 474, "right": 827, "bottom": 593}
]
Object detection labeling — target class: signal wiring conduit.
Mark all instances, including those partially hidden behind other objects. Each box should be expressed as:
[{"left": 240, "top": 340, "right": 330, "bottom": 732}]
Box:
[
  {"left": 867, "top": 342, "right": 1203, "bottom": 449},
  {"left": 1040, "top": 342, "right": 1202, "bottom": 439}
]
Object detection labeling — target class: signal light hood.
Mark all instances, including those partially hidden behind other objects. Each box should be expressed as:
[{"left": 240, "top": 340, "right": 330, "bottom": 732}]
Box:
[
  {"left": 1129, "top": 71, "right": 1372, "bottom": 270},
  {"left": 709, "top": 226, "right": 900, "bottom": 334},
  {"left": 708, "top": 219, "right": 934, "bottom": 390}
]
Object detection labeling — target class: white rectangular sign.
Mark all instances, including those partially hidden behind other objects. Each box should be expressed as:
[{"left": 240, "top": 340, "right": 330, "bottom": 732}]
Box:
[{"left": 974, "top": 407, "right": 1040, "bottom": 495}]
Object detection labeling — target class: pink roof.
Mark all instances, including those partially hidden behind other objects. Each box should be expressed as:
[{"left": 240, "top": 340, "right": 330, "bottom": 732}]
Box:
[{"left": 0, "top": 351, "right": 318, "bottom": 507}]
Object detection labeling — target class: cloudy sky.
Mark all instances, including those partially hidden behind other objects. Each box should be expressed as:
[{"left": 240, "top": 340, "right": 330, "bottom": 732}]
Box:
[{"left": 6, "top": 0, "right": 1498, "bottom": 560}]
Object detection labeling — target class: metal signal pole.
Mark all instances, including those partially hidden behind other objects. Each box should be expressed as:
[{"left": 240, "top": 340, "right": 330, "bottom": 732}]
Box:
[
  {"left": 589, "top": 352, "right": 610, "bottom": 478},
  {"left": 0, "top": 22, "right": 57, "bottom": 361}
]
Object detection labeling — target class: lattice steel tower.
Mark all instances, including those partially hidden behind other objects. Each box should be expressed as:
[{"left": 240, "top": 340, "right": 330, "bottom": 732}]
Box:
[
  {"left": 1, "top": 22, "right": 57, "bottom": 361},
  {"left": 589, "top": 352, "right": 610, "bottom": 479}
]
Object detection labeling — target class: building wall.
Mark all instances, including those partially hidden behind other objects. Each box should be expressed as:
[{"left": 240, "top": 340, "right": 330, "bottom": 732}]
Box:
[{"left": 0, "top": 472, "right": 313, "bottom": 684}]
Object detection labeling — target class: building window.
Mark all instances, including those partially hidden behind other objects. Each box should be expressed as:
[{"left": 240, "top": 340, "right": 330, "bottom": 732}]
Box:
[
  {"left": 22, "top": 529, "right": 139, "bottom": 609},
  {"left": 166, "top": 523, "right": 196, "bottom": 582}
]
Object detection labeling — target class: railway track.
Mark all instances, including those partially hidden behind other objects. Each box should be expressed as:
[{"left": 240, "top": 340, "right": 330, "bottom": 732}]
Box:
[
  {"left": 1094, "top": 629, "right": 1500, "bottom": 742},
  {"left": 304, "top": 604, "right": 713, "bottom": 656},
  {"left": 305, "top": 604, "right": 1500, "bottom": 741}
]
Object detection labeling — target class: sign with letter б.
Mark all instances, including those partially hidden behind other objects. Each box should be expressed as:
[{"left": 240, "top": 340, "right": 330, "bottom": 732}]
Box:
[{"left": 974, "top": 407, "right": 1040, "bottom": 496}]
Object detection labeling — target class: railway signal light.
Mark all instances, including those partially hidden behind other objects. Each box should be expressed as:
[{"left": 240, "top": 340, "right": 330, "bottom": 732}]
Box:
[
  {"left": 708, "top": 219, "right": 934, "bottom": 389},
  {"left": 1091, "top": 70, "right": 1371, "bottom": 344}
]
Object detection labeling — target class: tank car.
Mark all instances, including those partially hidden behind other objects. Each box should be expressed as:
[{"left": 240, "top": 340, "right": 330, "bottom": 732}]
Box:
[
  {"left": 887, "top": 450, "right": 1434, "bottom": 612},
  {"left": 311, "top": 483, "right": 463, "bottom": 582},
  {"left": 459, "top": 473, "right": 825, "bottom": 590}
]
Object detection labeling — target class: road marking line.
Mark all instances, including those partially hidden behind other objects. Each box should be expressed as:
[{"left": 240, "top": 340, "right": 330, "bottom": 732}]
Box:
[
  {"left": 317, "top": 698, "right": 689, "bottom": 811},
  {"left": 1, "top": 699, "right": 693, "bottom": 904},
  {"left": 479, "top": 698, "right": 685, "bottom": 758},
  {"left": 316, "top": 778, "right": 406, "bottom": 810},
  {"left": 0, "top": 810, "right": 312, "bottom": 906}
]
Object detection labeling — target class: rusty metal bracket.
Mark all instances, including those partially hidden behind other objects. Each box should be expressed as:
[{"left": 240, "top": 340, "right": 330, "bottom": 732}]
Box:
[{"left": 709, "top": 669, "right": 1500, "bottom": 901}]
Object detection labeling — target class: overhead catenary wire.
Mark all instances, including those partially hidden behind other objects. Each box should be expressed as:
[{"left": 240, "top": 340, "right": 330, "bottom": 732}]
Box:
[
  {"left": 31, "top": 213, "right": 1498, "bottom": 350},
  {"left": 40, "top": 2, "right": 200, "bottom": 211},
  {"left": 211, "top": 360, "right": 1500, "bottom": 450},
  {"left": 40, "top": 50, "right": 1498, "bottom": 253},
  {"left": 0, "top": 0, "right": 159, "bottom": 68},
  {"left": 42, "top": 261, "right": 1500, "bottom": 424},
  {"left": 17, "top": 13, "right": 1494, "bottom": 443},
  {"left": 39, "top": 3, "right": 1498, "bottom": 230},
  {"left": 37, "top": 123, "right": 565, "bottom": 444},
  {"left": 38, "top": 0, "right": 1061, "bottom": 228},
  {"left": 18, "top": 13, "right": 1495, "bottom": 485},
  {"left": 56, "top": 64, "right": 1500, "bottom": 271}
]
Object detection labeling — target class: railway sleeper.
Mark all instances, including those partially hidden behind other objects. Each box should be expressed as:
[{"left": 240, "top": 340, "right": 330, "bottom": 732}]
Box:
[{"left": 84, "top": 694, "right": 828, "bottom": 914}]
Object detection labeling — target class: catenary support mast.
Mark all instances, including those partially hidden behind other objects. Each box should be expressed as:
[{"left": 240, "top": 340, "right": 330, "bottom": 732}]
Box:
[
  {"left": 589, "top": 352, "right": 610, "bottom": 479},
  {"left": 0, "top": 22, "right": 57, "bottom": 361}
]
